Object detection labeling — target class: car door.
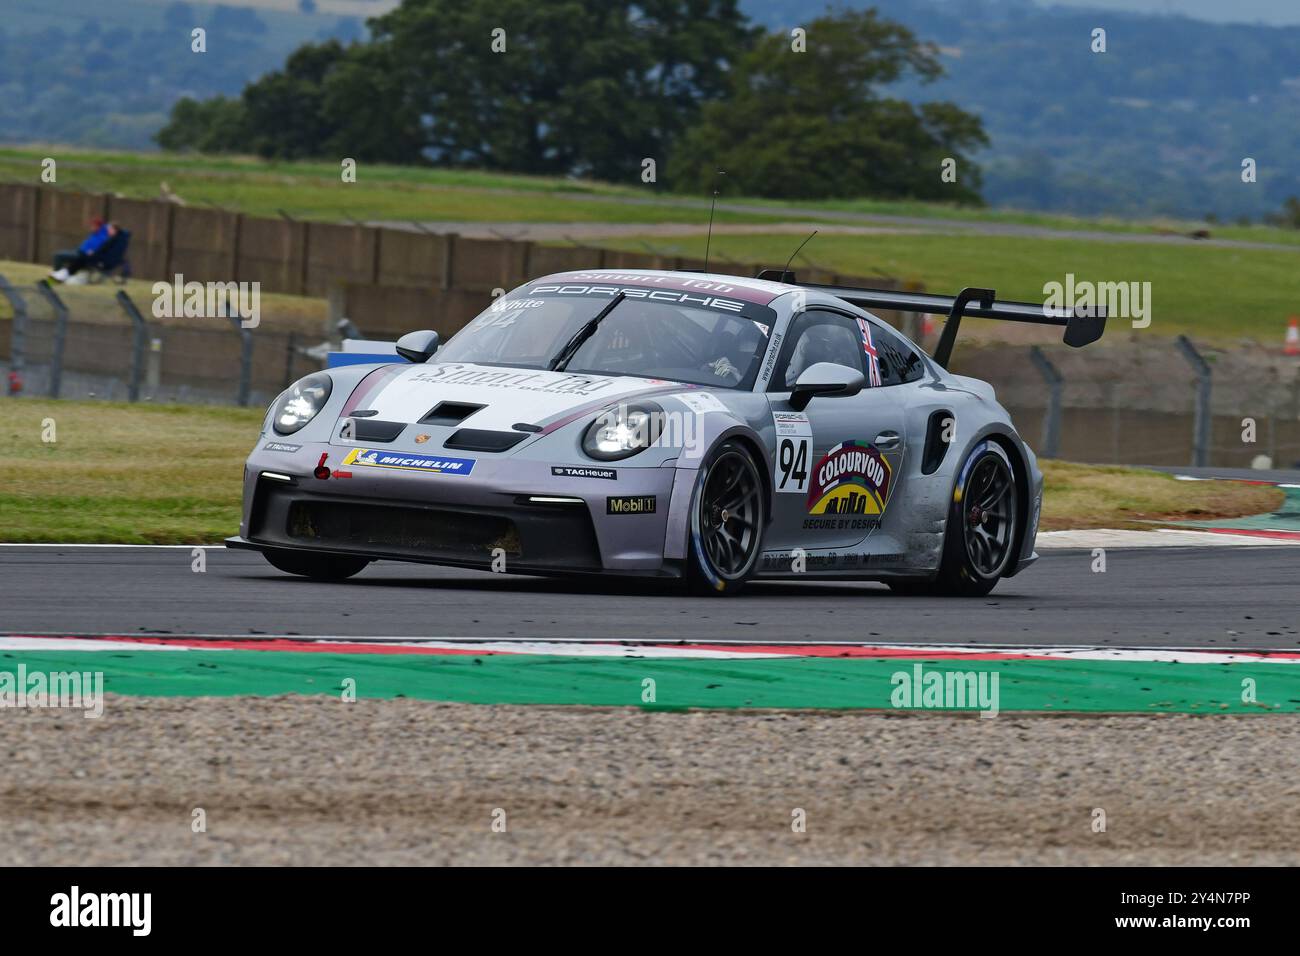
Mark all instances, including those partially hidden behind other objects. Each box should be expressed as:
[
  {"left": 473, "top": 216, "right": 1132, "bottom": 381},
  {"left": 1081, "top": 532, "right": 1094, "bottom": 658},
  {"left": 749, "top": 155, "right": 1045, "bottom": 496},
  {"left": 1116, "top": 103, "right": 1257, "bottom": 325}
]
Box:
[{"left": 764, "top": 308, "right": 908, "bottom": 560}]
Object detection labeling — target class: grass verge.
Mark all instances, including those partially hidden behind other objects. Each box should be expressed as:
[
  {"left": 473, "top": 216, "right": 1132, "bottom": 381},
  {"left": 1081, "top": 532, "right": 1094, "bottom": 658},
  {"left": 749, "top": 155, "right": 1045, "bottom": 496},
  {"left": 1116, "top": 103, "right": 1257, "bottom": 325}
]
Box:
[
  {"left": 5, "top": 146, "right": 1298, "bottom": 246},
  {"left": 1039, "top": 460, "right": 1282, "bottom": 531},
  {"left": 4, "top": 147, "right": 1296, "bottom": 343},
  {"left": 0, "top": 399, "right": 260, "bottom": 543},
  {"left": 0, "top": 399, "right": 1283, "bottom": 543},
  {"left": 579, "top": 232, "right": 1298, "bottom": 344},
  {"left": 0, "top": 259, "right": 327, "bottom": 333},
  {"left": 0, "top": 147, "right": 783, "bottom": 226}
]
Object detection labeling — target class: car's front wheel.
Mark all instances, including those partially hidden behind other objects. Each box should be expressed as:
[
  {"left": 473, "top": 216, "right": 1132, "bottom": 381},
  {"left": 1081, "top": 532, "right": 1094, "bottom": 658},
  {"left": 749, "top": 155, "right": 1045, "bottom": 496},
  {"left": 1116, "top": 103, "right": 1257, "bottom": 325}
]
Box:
[
  {"left": 262, "top": 548, "right": 371, "bottom": 581},
  {"left": 686, "top": 441, "right": 766, "bottom": 595}
]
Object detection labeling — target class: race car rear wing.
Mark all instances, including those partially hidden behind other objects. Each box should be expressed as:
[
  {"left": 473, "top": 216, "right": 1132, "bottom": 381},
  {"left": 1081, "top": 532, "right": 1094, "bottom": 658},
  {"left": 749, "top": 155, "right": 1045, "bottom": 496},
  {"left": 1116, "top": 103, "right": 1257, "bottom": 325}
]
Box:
[{"left": 756, "top": 272, "right": 1107, "bottom": 369}]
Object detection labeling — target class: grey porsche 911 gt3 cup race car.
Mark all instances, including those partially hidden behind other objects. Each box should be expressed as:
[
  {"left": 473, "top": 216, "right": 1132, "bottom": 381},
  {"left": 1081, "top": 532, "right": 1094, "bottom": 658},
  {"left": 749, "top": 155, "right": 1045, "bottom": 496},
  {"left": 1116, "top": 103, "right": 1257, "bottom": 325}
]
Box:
[{"left": 226, "top": 269, "right": 1104, "bottom": 595}]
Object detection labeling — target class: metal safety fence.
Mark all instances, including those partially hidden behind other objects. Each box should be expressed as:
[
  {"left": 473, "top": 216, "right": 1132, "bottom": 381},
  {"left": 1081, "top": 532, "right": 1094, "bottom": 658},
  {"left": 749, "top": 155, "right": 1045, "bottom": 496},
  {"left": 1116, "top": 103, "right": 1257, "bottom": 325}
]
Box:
[
  {"left": 0, "top": 274, "right": 316, "bottom": 408},
  {"left": 984, "top": 337, "right": 1300, "bottom": 470},
  {"left": 3, "top": 272, "right": 1299, "bottom": 470}
]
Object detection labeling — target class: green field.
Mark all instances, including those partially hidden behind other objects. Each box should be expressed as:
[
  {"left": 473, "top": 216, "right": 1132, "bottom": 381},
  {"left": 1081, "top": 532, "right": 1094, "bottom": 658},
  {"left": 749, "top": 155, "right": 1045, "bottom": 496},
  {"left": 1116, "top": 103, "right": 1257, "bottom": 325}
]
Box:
[
  {"left": 3, "top": 147, "right": 1297, "bottom": 343},
  {"left": 583, "top": 232, "right": 1300, "bottom": 344},
  {"left": 6, "top": 145, "right": 1299, "bottom": 244},
  {"left": 0, "top": 400, "right": 259, "bottom": 544},
  {"left": 0, "top": 147, "right": 785, "bottom": 226},
  {"left": 0, "top": 399, "right": 1281, "bottom": 544},
  {"left": 782, "top": 195, "right": 1300, "bottom": 247}
]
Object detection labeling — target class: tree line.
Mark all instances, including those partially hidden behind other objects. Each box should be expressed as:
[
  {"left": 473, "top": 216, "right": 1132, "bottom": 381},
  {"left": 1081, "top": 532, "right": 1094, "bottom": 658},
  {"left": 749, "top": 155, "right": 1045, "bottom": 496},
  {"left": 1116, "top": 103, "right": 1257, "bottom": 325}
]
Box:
[{"left": 156, "top": 0, "right": 988, "bottom": 203}]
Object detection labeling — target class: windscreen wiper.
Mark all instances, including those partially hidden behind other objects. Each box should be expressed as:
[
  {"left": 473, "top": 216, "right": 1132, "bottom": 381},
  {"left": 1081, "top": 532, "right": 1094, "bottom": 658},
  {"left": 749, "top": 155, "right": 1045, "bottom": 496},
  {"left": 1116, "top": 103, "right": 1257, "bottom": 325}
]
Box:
[{"left": 548, "top": 292, "right": 626, "bottom": 371}]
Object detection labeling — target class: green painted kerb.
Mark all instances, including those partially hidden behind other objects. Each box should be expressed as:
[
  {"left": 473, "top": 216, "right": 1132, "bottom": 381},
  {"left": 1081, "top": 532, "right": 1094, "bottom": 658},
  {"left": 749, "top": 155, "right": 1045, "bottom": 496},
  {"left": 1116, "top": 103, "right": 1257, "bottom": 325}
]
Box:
[
  {"left": 2, "top": 651, "right": 1298, "bottom": 713},
  {"left": 1180, "top": 486, "right": 1300, "bottom": 533}
]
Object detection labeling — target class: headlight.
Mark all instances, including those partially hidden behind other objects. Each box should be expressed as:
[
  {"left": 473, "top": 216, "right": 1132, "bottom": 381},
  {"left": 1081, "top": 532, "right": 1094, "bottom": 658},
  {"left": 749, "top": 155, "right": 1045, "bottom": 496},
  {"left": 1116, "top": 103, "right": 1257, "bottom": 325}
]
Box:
[
  {"left": 582, "top": 402, "right": 665, "bottom": 461},
  {"left": 271, "top": 372, "right": 332, "bottom": 435}
]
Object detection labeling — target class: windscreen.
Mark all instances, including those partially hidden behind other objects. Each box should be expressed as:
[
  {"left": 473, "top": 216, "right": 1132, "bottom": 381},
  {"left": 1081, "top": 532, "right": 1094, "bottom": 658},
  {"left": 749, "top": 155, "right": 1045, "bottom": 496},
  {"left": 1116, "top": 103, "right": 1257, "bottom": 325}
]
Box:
[{"left": 436, "top": 282, "right": 777, "bottom": 390}]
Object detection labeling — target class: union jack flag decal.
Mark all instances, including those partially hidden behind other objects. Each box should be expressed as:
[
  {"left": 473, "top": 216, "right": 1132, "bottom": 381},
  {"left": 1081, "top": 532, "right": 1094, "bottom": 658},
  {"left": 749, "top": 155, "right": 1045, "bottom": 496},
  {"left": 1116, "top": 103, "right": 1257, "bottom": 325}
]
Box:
[{"left": 855, "top": 318, "right": 882, "bottom": 387}]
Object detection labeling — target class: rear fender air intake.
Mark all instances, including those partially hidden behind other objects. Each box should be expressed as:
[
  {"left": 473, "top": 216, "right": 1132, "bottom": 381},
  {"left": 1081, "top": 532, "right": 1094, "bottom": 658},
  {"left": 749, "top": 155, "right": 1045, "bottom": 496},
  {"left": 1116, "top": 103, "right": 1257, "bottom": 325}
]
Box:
[{"left": 922, "top": 410, "right": 954, "bottom": 475}]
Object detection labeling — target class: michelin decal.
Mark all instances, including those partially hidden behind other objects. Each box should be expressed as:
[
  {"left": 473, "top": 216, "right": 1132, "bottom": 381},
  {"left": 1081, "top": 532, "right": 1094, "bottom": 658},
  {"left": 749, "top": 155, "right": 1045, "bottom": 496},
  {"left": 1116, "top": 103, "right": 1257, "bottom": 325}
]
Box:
[{"left": 342, "top": 448, "right": 477, "bottom": 476}]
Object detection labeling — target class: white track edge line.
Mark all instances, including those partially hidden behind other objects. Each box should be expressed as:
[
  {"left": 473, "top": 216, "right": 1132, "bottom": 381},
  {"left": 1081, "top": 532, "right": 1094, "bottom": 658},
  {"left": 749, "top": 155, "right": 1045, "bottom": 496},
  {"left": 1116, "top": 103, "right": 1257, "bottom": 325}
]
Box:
[{"left": 2, "top": 632, "right": 1296, "bottom": 654}]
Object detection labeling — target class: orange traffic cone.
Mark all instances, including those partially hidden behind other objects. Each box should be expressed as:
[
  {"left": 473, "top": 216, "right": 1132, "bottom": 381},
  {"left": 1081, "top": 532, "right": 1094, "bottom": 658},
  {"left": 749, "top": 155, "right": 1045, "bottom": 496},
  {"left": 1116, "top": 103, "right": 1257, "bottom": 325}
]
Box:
[{"left": 1286, "top": 317, "right": 1300, "bottom": 356}]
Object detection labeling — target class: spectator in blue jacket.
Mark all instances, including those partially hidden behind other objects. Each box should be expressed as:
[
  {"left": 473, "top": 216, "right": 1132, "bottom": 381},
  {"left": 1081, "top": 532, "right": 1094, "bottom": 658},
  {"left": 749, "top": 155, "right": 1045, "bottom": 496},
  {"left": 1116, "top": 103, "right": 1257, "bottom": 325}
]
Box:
[{"left": 50, "top": 219, "right": 118, "bottom": 282}]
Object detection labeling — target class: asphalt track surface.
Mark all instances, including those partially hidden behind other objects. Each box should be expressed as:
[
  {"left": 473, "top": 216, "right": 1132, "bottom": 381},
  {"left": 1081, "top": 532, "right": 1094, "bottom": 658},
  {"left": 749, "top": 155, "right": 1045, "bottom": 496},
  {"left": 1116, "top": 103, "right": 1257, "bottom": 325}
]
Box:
[{"left": 2, "top": 544, "right": 1298, "bottom": 649}]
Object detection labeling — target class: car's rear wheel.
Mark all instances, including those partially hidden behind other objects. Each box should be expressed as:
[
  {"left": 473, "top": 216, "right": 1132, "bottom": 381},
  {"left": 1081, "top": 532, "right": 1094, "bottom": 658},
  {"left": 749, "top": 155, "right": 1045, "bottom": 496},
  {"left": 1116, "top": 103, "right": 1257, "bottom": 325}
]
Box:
[
  {"left": 262, "top": 548, "right": 371, "bottom": 581},
  {"left": 893, "top": 440, "right": 1019, "bottom": 597},
  {"left": 686, "top": 441, "right": 765, "bottom": 595}
]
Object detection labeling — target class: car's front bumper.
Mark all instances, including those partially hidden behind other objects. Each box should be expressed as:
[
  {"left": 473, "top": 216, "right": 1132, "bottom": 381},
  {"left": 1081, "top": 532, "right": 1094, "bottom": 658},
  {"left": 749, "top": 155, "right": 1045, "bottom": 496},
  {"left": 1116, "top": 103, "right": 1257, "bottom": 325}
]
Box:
[{"left": 237, "top": 441, "right": 683, "bottom": 576}]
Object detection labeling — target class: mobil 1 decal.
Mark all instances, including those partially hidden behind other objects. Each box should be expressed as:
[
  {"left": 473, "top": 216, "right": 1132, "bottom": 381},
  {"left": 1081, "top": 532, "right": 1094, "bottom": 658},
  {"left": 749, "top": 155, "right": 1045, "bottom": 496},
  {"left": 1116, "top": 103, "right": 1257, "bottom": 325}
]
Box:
[
  {"left": 804, "top": 440, "right": 892, "bottom": 530},
  {"left": 773, "top": 411, "right": 813, "bottom": 494}
]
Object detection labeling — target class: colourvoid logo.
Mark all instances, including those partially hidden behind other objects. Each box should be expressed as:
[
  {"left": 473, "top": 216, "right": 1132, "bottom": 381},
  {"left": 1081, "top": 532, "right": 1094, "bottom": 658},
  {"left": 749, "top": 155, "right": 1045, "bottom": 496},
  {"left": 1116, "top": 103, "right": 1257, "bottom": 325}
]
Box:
[
  {"left": 0, "top": 664, "right": 104, "bottom": 718},
  {"left": 152, "top": 273, "right": 261, "bottom": 328},
  {"left": 49, "top": 886, "right": 151, "bottom": 936}
]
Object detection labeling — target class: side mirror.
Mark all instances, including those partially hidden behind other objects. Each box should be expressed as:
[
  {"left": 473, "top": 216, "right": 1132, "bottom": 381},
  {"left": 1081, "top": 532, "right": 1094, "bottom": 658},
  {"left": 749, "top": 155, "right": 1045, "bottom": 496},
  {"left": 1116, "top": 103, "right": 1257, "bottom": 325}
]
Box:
[
  {"left": 789, "top": 361, "right": 865, "bottom": 410},
  {"left": 395, "top": 329, "right": 440, "bottom": 363}
]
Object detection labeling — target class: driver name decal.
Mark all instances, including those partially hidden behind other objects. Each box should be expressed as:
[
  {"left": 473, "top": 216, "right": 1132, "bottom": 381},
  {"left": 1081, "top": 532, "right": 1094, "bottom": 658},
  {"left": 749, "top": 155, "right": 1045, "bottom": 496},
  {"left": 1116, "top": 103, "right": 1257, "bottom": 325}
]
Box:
[
  {"left": 409, "top": 363, "right": 615, "bottom": 396},
  {"left": 806, "top": 441, "right": 891, "bottom": 516},
  {"left": 536, "top": 271, "right": 782, "bottom": 306}
]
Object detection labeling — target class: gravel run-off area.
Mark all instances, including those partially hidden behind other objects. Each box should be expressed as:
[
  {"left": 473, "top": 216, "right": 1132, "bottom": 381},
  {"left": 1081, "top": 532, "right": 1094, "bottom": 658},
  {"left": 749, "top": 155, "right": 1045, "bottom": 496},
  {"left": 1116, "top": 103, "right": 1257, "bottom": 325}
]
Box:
[{"left": 3, "top": 696, "right": 1298, "bottom": 865}]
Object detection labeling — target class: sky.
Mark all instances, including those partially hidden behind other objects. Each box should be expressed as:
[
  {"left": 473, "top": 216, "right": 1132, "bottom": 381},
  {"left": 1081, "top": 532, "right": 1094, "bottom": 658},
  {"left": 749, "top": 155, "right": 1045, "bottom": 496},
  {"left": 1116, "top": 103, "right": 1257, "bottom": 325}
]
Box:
[{"left": 1033, "top": 0, "right": 1300, "bottom": 25}]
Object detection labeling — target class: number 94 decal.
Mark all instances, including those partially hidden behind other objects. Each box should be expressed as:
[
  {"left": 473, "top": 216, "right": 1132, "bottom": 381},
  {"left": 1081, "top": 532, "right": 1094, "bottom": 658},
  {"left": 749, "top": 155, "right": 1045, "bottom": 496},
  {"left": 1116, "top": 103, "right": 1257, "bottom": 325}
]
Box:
[{"left": 773, "top": 411, "right": 812, "bottom": 494}]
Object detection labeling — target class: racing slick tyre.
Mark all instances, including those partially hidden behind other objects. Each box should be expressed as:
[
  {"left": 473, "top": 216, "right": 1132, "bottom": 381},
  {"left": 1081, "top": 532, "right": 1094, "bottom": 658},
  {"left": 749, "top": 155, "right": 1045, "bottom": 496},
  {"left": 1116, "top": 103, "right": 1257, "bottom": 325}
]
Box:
[
  {"left": 262, "top": 548, "right": 371, "bottom": 581},
  {"left": 892, "top": 440, "right": 1019, "bottom": 597},
  {"left": 686, "top": 441, "right": 766, "bottom": 596}
]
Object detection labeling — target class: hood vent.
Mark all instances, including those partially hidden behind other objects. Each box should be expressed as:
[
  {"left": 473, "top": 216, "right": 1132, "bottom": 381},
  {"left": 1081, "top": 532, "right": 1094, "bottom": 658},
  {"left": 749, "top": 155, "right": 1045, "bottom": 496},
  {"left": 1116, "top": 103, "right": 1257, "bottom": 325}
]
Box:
[
  {"left": 421, "top": 402, "right": 485, "bottom": 426},
  {"left": 352, "top": 419, "right": 406, "bottom": 442},
  {"left": 445, "top": 428, "right": 528, "bottom": 452}
]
